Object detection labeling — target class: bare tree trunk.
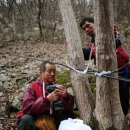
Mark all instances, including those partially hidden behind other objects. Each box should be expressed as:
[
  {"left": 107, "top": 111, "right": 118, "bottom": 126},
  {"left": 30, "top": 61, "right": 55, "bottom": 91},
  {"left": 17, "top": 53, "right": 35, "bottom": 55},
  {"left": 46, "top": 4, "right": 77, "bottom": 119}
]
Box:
[
  {"left": 127, "top": 0, "right": 130, "bottom": 52},
  {"left": 59, "top": 0, "right": 95, "bottom": 125},
  {"left": 52, "top": 1, "right": 57, "bottom": 43},
  {"left": 94, "top": 0, "right": 124, "bottom": 129},
  {"left": 11, "top": 10, "right": 16, "bottom": 40},
  {"left": 58, "top": 1, "right": 99, "bottom": 129},
  {"left": 37, "top": 0, "right": 44, "bottom": 37}
]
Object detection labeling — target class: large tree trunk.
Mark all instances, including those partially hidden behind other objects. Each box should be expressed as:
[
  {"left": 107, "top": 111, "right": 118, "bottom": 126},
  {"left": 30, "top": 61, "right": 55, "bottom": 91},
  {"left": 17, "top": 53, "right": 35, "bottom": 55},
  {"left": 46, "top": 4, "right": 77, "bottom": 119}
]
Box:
[
  {"left": 58, "top": 0, "right": 95, "bottom": 125},
  {"left": 94, "top": 0, "right": 124, "bottom": 129}
]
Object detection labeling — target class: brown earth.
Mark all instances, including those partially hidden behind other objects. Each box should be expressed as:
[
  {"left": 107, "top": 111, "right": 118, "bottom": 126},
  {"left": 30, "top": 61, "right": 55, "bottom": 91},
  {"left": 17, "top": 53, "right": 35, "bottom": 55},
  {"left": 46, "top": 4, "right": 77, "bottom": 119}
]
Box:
[
  {"left": 0, "top": 40, "right": 130, "bottom": 129},
  {"left": 0, "top": 40, "right": 67, "bottom": 130}
]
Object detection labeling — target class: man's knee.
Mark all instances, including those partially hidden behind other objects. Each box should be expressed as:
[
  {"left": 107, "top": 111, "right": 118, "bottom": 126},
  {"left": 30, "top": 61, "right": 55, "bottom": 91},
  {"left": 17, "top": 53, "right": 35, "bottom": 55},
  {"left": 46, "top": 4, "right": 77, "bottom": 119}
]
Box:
[
  {"left": 21, "top": 114, "right": 34, "bottom": 121},
  {"left": 17, "top": 114, "right": 36, "bottom": 130}
]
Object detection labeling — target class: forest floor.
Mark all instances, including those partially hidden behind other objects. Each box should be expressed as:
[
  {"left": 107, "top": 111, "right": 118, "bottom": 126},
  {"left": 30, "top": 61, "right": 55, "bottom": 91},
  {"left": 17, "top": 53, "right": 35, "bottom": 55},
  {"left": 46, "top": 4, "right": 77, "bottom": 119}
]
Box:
[
  {"left": 0, "top": 40, "right": 130, "bottom": 130},
  {"left": 0, "top": 40, "right": 67, "bottom": 130}
]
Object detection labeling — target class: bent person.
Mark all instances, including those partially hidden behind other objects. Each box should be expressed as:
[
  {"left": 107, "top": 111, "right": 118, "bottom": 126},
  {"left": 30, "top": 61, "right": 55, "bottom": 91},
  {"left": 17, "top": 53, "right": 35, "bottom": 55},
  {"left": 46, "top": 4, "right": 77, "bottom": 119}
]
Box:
[
  {"left": 17, "top": 61, "right": 75, "bottom": 130},
  {"left": 80, "top": 17, "right": 130, "bottom": 116}
]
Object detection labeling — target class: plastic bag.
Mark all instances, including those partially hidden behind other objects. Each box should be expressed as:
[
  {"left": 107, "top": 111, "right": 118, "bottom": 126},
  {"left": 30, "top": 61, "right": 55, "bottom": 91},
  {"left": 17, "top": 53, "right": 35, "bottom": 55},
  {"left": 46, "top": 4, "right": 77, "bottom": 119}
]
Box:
[{"left": 58, "top": 118, "right": 92, "bottom": 130}]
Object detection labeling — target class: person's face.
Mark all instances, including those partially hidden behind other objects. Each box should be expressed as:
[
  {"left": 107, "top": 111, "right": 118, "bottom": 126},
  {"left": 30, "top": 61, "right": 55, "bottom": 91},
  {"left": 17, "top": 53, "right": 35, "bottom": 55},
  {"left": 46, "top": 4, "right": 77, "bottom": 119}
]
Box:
[
  {"left": 41, "top": 63, "right": 56, "bottom": 84},
  {"left": 81, "top": 21, "right": 95, "bottom": 37}
]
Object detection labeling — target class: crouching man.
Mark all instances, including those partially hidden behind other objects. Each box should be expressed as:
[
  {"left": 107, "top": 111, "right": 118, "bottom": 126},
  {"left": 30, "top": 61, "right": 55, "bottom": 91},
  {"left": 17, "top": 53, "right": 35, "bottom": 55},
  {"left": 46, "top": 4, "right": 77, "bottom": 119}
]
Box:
[{"left": 17, "top": 61, "right": 75, "bottom": 130}]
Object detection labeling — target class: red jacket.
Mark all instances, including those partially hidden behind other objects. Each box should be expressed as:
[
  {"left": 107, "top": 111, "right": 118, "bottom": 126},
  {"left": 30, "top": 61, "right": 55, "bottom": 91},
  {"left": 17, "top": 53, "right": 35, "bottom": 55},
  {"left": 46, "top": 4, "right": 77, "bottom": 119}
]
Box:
[
  {"left": 88, "top": 42, "right": 129, "bottom": 68},
  {"left": 116, "top": 45, "right": 129, "bottom": 68},
  {"left": 17, "top": 79, "right": 74, "bottom": 119}
]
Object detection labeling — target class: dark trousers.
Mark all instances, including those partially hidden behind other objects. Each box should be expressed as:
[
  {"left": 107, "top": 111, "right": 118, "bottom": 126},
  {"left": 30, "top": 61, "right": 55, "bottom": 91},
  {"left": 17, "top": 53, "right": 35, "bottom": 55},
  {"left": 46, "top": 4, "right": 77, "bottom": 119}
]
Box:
[
  {"left": 119, "top": 66, "right": 129, "bottom": 116},
  {"left": 17, "top": 114, "right": 37, "bottom": 130},
  {"left": 53, "top": 113, "right": 76, "bottom": 129},
  {"left": 17, "top": 113, "right": 75, "bottom": 130}
]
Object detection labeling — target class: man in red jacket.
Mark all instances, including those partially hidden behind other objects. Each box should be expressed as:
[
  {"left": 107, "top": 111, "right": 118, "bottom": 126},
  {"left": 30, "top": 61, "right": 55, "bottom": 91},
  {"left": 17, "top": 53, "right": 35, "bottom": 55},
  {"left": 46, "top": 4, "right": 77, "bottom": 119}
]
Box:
[
  {"left": 17, "top": 61, "right": 75, "bottom": 130},
  {"left": 80, "top": 17, "right": 129, "bottom": 116}
]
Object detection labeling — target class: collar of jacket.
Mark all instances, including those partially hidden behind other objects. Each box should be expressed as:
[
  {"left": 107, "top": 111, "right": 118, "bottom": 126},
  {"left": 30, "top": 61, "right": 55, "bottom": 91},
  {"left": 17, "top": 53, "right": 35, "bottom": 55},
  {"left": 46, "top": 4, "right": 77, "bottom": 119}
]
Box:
[{"left": 36, "top": 78, "right": 56, "bottom": 87}]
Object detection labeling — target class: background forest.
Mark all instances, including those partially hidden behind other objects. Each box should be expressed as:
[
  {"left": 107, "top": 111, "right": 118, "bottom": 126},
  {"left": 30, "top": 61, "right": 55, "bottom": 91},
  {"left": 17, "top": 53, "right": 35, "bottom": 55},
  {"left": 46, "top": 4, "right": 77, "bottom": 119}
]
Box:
[
  {"left": 0, "top": 0, "right": 130, "bottom": 130},
  {"left": 0, "top": 0, "right": 130, "bottom": 46}
]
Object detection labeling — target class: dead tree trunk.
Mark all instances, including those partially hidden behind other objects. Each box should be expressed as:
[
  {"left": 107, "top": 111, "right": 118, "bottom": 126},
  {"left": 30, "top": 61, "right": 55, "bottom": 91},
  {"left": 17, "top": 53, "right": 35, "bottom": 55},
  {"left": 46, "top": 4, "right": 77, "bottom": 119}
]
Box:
[
  {"left": 59, "top": 0, "right": 95, "bottom": 125},
  {"left": 94, "top": 0, "right": 124, "bottom": 129},
  {"left": 37, "top": 0, "right": 45, "bottom": 37}
]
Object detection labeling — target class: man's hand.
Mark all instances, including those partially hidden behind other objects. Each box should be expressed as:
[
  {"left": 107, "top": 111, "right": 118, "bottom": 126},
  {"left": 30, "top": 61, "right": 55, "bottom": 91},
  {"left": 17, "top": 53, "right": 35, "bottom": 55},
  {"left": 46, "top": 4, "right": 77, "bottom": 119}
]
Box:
[
  {"left": 55, "top": 85, "right": 67, "bottom": 97},
  {"left": 46, "top": 85, "right": 67, "bottom": 102},
  {"left": 46, "top": 90, "right": 59, "bottom": 102}
]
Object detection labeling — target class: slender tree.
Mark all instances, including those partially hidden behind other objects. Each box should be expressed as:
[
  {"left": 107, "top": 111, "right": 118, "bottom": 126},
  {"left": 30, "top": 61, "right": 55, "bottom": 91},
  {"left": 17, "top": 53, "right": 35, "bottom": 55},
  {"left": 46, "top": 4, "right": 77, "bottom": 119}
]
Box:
[
  {"left": 94, "top": 0, "right": 125, "bottom": 129},
  {"left": 58, "top": 0, "right": 95, "bottom": 126},
  {"left": 37, "top": 0, "right": 45, "bottom": 37}
]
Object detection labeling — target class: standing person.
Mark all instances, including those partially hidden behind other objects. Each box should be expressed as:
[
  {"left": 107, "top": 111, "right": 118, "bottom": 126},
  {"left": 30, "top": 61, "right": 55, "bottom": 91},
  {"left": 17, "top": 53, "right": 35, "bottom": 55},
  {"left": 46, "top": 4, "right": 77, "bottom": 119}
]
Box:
[
  {"left": 17, "top": 61, "right": 75, "bottom": 130},
  {"left": 80, "top": 17, "right": 129, "bottom": 116}
]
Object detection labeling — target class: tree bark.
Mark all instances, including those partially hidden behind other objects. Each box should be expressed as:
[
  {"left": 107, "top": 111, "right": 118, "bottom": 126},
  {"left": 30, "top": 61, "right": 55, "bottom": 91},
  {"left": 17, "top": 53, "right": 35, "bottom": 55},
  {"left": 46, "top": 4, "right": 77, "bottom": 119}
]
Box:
[
  {"left": 38, "top": 0, "right": 44, "bottom": 37},
  {"left": 59, "top": 0, "right": 95, "bottom": 125},
  {"left": 94, "top": 0, "right": 124, "bottom": 129}
]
